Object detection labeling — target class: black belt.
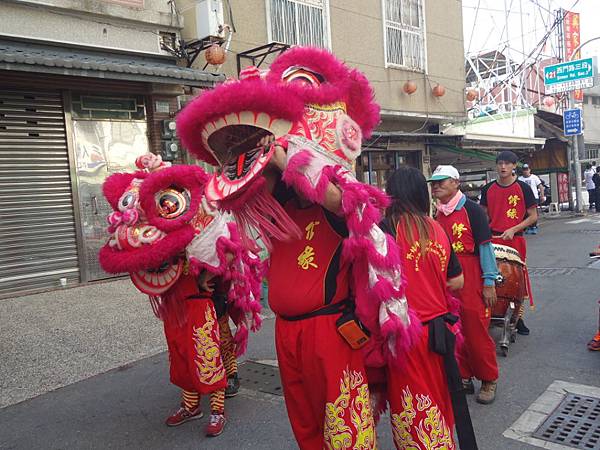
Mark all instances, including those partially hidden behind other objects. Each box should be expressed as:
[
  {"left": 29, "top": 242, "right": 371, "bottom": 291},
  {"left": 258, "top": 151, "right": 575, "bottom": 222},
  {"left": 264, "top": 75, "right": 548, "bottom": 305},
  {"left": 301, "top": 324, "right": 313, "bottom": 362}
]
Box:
[
  {"left": 492, "top": 230, "right": 523, "bottom": 237},
  {"left": 428, "top": 314, "right": 479, "bottom": 450},
  {"left": 279, "top": 300, "right": 350, "bottom": 321}
]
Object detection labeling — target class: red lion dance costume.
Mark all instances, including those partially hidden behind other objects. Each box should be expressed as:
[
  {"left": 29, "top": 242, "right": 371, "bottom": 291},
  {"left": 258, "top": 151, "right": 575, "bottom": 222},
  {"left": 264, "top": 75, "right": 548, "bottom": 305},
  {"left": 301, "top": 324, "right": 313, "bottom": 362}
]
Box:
[
  {"left": 178, "top": 47, "right": 421, "bottom": 448},
  {"left": 98, "top": 153, "right": 262, "bottom": 437}
]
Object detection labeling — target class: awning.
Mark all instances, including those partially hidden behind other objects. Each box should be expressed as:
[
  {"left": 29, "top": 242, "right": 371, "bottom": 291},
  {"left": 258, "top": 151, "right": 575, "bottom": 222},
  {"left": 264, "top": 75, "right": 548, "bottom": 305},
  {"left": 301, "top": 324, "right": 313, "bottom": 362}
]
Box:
[{"left": 0, "top": 40, "right": 224, "bottom": 87}]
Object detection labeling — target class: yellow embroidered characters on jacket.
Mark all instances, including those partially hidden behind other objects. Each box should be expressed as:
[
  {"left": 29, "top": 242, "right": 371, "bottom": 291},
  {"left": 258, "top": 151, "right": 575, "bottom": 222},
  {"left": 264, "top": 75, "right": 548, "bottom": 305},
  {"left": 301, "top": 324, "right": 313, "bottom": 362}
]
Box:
[{"left": 298, "top": 221, "right": 320, "bottom": 270}]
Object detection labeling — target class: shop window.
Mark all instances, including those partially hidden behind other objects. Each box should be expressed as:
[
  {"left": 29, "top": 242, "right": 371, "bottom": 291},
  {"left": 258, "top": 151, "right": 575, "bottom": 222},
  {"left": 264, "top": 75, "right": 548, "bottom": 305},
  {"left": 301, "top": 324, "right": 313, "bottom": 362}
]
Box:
[
  {"left": 72, "top": 95, "right": 146, "bottom": 120},
  {"left": 355, "top": 150, "right": 421, "bottom": 190},
  {"left": 383, "top": 0, "right": 425, "bottom": 71},
  {"left": 267, "top": 0, "right": 330, "bottom": 48}
]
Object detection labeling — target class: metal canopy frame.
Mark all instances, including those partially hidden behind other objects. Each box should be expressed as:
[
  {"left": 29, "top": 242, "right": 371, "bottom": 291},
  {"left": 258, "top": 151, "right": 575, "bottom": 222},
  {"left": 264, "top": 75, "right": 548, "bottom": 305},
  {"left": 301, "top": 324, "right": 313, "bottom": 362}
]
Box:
[
  {"left": 236, "top": 42, "right": 289, "bottom": 76},
  {"left": 174, "top": 36, "right": 225, "bottom": 69}
]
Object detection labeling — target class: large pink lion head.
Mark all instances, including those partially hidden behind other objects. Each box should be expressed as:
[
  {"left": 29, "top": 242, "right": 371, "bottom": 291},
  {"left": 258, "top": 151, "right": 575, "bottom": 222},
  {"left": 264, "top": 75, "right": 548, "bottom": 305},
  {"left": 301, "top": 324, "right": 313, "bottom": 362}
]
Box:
[
  {"left": 98, "top": 154, "right": 218, "bottom": 296},
  {"left": 177, "top": 46, "right": 380, "bottom": 201}
]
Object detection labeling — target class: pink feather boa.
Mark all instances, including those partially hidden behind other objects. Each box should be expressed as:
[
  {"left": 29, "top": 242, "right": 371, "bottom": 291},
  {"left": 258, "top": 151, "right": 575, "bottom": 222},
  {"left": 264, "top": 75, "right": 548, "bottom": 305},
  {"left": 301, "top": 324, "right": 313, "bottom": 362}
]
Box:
[{"left": 189, "top": 222, "right": 264, "bottom": 356}]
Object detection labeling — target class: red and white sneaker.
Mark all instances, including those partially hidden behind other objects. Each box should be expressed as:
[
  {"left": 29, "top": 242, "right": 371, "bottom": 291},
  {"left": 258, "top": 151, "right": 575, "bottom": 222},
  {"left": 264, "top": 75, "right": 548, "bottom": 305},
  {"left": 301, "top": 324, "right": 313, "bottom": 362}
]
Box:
[
  {"left": 165, "top": 406, "right": 203, "bottom": 427},
  {"left": 205, "top": 413, "right": 227, "bottom": 437},
  {"left": 588, "top": 332, "right": 600, "bottom": 351}
]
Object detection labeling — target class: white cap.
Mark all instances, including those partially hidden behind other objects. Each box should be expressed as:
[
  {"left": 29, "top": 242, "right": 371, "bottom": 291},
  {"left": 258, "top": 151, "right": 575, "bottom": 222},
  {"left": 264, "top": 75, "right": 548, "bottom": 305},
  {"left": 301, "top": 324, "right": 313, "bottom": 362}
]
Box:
[{"left": 427, "top": 165, "right": 460, "bottom": 182}]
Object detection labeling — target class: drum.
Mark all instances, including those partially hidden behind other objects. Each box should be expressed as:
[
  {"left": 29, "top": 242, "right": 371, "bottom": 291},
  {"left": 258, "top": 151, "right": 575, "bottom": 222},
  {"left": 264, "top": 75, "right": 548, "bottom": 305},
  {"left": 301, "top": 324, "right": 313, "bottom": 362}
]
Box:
[{"left": 492, "top": 243, "right": 526, "bottom": 318}]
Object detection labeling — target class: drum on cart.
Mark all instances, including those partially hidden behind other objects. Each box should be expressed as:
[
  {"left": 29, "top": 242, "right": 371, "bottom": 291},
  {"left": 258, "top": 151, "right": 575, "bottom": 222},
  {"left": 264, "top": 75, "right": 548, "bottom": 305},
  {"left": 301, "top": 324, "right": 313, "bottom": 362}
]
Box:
[{"left": 492, "top": 243, "right": 526, "bottom": 356}]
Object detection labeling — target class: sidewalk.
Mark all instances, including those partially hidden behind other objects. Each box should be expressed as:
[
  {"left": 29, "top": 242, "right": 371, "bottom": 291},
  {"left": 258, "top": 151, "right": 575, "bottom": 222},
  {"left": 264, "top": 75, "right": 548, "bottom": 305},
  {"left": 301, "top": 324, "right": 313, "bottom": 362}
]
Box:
[{"left": 0, "top": 279, "right": 165, "bottom": 409}]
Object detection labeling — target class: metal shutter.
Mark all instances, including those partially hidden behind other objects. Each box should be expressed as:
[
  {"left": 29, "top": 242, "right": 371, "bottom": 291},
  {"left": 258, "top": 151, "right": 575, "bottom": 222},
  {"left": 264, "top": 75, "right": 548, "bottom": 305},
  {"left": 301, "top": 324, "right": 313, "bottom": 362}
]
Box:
[{"left": 0, "top": 89, "right": 79, "bottom": 297}]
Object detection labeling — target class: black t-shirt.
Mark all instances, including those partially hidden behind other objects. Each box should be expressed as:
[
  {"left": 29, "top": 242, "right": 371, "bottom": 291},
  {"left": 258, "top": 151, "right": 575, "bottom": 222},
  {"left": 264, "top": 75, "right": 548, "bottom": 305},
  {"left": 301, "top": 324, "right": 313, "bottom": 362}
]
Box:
[{"left": 593, "top": 173, "right": 600, "bottom": 190}]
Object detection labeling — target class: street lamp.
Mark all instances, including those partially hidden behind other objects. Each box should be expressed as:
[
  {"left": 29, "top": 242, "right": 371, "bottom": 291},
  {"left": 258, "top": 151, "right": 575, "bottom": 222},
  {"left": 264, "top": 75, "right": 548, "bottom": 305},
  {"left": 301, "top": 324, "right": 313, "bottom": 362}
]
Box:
[{"left": 568, "top": 37, "right": 600, "bottom": 213}]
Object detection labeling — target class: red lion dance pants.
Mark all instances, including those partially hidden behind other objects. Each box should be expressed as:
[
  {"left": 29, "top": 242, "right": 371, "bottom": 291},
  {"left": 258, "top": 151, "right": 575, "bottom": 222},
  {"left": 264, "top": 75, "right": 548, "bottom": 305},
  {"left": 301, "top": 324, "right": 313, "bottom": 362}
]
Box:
[
  {"left": 387, "top": 327, "right": 456, "bottom": 450},
  {"left": 163, "top": 297, "right": 227, "bottom": 395},
  {"left": 275, "top": 315, "right": 377, "bottom": 450},
  {"left": 455, "top": 254, "right": 499, "bottom": 382}
]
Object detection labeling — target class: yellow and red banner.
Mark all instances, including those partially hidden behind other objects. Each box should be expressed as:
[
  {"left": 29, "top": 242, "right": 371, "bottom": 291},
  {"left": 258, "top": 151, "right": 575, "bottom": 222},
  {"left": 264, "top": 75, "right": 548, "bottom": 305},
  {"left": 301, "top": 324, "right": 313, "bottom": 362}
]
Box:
[{"left": 564, "top": 10, "right": 583, "bottom": 102}]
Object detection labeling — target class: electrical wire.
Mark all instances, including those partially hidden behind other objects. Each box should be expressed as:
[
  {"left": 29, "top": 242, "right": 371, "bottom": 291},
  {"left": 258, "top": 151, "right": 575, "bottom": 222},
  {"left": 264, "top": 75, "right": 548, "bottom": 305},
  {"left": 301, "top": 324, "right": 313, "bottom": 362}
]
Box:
[{"left": 467, "top": 2, "right": 579, "bottom": 113}]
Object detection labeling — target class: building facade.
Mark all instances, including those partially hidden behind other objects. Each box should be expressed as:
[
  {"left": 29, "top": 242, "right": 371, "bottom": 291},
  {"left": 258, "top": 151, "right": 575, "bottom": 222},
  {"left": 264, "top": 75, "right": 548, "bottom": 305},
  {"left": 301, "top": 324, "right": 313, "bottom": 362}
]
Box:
[{"left": 0, "top": 0, "right": 222, "bottom": 297}]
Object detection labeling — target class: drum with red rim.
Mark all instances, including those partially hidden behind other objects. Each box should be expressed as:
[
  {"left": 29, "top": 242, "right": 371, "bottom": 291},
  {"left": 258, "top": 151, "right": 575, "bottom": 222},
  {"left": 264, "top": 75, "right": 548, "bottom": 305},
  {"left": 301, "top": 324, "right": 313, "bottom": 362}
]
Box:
[{"left": 492, "top": 243, "right": 526, "bottom": 317}]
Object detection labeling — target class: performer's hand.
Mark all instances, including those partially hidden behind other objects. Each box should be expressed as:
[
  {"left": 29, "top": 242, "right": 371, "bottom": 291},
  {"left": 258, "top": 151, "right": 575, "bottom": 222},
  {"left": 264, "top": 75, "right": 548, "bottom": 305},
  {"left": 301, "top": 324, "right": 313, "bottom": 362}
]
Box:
[
  {"left": 500, "top": 228, "right": 516, "bottom": 240},
  {"left": 198, "top": 271, "right": 216, "bottom": 293},
  {"left": 482, "top": 285, "right": 497, "bottom": 308},
  {"left": 266, "top": 137, "right": 287, "bottom": 172}
]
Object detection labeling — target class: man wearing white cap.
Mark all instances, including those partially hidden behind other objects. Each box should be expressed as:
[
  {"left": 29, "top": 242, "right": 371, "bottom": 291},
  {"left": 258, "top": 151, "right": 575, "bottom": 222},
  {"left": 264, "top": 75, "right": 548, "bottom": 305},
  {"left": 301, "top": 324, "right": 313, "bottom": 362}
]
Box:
[{"left": 429, "top": 165, "right": 500, "bottom": 404}]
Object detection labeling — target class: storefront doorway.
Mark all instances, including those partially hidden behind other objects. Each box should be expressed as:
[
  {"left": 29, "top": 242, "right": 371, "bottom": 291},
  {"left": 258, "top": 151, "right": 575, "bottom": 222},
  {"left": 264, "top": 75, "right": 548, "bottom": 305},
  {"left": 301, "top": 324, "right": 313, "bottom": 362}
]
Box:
[
  {"left": 355, "top": 150, "right": 421, "bottom": 191},
  {"left": 70, "top": 94, "right": 149, "bottom": 282}
]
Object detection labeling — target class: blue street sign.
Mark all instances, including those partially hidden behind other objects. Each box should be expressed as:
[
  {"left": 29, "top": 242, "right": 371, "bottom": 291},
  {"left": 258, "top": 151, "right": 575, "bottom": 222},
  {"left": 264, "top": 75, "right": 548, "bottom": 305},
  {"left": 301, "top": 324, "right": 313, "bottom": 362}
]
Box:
[
  {"left": 563, "top": 108, "right": 582, "bottom": 136},
  {"left": 544, "top": 57, "right": 594, "bottom": 94}
]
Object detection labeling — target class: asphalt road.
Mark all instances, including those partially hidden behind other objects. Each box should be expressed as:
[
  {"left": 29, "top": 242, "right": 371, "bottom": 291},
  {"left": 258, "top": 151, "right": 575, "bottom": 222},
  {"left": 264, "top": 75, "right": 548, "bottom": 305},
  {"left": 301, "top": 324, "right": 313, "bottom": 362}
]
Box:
[{"left": 1, "top": 214, "right": 599, "bottom": 449}]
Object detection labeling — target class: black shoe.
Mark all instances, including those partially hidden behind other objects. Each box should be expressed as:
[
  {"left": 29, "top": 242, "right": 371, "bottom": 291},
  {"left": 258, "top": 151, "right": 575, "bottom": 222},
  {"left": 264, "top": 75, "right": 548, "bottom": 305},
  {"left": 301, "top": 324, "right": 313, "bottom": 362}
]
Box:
[
  {"left": 516, "top": 319, "right": 530, "bottom": 335},
  {"left": 462, "top": 378, "right": 475, "bottom": 395},
  {"left": 225, "top": 373, "right": 240, "bottom": 398}
]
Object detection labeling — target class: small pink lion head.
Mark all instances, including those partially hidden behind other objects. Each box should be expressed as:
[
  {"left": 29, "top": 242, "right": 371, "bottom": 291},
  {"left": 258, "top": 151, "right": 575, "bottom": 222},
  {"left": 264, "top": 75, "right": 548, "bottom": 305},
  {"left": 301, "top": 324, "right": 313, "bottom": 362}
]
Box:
[{"left": 98, "top": 155, "right": 214, "bottom": 295}]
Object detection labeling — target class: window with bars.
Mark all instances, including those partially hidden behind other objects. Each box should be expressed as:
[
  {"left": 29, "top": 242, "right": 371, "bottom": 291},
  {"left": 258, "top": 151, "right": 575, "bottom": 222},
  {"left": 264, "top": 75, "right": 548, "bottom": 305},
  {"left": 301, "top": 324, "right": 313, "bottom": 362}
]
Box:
[
  {"left": 383, "top": 0, "right": 425, "bottom": 71},
  {"left": 267, "top": 0, "right": 330, "bottom": 48}
]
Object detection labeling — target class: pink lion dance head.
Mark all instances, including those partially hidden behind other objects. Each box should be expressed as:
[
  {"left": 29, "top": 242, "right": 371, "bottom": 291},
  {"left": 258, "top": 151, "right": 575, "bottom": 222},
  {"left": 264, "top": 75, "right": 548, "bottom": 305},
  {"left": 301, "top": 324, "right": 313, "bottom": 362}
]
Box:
[
  {"left": 177, "top": 47, "right": 379, "bottom": 249},
  {"left": 98, "top": 153, "right": 263, "bottom": 355}
]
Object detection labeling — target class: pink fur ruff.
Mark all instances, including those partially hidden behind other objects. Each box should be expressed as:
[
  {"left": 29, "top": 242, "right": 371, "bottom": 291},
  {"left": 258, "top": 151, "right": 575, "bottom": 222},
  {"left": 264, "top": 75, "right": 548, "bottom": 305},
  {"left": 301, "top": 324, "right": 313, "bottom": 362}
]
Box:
[
  {"left": 219, "top": 177, "right": 301, "bottom": 251},
  {"left": 103, "top": 172, "right": 143, "bottom": 210},
  {"left": 98, "top": 226, "right": 195, "bottom": 273},
  {"left": 177, "top": 79, "right": 305, "bottom": 164},
  {"left": 189, "top": 222, "right": 264, "bottom": 356},
  {"left": 139, "top": 165, "right": 208, "bottom": 232},
  {"left": 446, "top": 291, "right": 465, "bottom": 358}
]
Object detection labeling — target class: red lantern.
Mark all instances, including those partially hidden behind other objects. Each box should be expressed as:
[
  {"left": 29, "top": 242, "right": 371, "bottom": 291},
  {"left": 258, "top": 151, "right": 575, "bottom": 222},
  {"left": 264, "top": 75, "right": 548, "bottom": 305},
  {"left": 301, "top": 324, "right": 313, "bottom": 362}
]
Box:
[
  {"left": 205, "top": 44, "right": 226, "bottom": 66},
  {"left": 542, "top": 96, "right": 555, "bottom": 108},
  {"left": 466, "top": 89, "right": 478, "bottom": 101},
  {"left": 403, "top": 80, "right": 417, "bottom": 95},
  {"left": 432, "top": 84, "right": 446, "bottom": 97}
]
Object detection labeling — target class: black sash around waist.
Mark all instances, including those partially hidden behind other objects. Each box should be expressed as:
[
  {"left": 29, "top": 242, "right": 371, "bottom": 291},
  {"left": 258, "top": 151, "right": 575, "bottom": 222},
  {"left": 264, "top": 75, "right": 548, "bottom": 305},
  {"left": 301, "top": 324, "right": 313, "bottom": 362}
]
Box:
[
  {"left": 491, "top": 229, "right": 523, "bottom": 237},
  {"left": 279, "top": 300, "right": 350, "bottom": 321},
  {"left": 427, "top": 314, "right": 479, "bottom": 450}
]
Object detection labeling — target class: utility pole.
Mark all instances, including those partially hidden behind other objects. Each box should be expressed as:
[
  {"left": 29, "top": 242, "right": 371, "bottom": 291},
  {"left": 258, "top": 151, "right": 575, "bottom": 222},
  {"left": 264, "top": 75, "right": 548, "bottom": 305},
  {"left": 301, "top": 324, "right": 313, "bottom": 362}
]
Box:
[
  {"left": 567, "top": 36, "right": 600, "bottom": 213},
  {"left": 569, "top": 93, "right": 583, "bottom": 213}
]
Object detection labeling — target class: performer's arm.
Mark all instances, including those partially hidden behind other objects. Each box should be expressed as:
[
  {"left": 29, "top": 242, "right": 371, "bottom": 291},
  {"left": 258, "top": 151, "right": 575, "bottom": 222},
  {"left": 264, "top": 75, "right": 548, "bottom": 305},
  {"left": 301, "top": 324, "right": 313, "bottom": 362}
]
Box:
[
  {"left": 479, "top": 243, "right": 498, "bottom": 307},
  {"left": 537, "top": 179, "right": 545, "bottom": 203},
  {"left": 269, "top": 143, "right": 343, "bottom": 216}
]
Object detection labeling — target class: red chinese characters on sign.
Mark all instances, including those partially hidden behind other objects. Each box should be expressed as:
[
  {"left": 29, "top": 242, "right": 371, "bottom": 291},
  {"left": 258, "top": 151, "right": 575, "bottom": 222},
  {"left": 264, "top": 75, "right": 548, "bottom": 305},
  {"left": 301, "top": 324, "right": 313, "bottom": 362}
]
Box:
[
  {"left": 564, "top": 11, "right": 583, "bottom": 102},
  {"left": 558, "top": 173, "right": 570, "bottom": 203}
]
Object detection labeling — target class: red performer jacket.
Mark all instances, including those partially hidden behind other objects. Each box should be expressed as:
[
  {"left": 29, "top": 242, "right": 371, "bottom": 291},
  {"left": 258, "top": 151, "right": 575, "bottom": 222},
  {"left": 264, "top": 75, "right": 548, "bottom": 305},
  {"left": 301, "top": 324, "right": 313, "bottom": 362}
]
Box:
[{"left": 268, "top": 198, "right": 351, "bottom": 317}]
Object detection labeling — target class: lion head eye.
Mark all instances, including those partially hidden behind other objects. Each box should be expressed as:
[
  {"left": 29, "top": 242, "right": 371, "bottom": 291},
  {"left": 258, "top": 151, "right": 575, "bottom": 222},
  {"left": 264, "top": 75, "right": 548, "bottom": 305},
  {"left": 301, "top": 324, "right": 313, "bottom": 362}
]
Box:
[
  {"left": 155, "top": 187, "right": 190, "bottom": 219},
  {"left": 281, "top": 67, "right": 324, "bottom": 87},
  {"left": 118, "top": 191, "right": 138, "bottom": 211}
]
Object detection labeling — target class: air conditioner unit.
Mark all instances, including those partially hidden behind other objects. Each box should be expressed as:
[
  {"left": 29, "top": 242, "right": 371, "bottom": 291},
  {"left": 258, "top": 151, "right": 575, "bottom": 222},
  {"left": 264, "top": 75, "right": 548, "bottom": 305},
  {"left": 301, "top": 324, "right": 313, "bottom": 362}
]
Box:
[{"left": 182, "top": 0, "right": 224, "bottom": 41}]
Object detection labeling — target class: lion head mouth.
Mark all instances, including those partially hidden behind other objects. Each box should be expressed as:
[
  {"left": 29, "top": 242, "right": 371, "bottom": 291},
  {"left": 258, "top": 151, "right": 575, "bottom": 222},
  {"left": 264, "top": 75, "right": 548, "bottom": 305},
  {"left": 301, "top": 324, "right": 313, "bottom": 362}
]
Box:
[{"left": 202, "top": 111, "right": 292, "bottom": 201}]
